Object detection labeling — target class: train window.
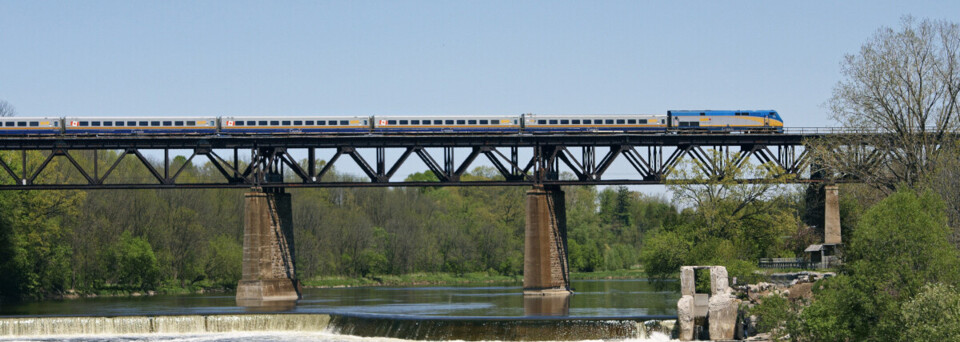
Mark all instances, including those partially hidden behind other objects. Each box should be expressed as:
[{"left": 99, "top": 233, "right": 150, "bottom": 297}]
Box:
[
  {"left": 434, "top": 120, "right": 443, "bottom": 125},
  {"left": 572, "top": 120, "right": 580, "bottom": 124},
  {"left": 293, "top": 120, "right": 302, "bottom": 125},
  {"left": 538, "top": 120, "right": 546, "bottom": 124},
  {"left": 161, "top": 121, "right": 171, "bottom": 126},
  {"left": 700, "top": 112, "right": 705, "bottom": 116},
  {"left": 399, "top": 120, "right": 409, "bottom": 125},
  {"left": 134, "top": 121, "right": 143, "bottom": 126},
  {"left": 457, "top": 120, "right": 466, "bottom": 125},
  {"left": 340, "top": 120, "right": 348, "bottom": 125},
  {"left": 173, "top": 121, "right": 182, "bottom": 126},
  {"left": 305, "top": 121, "right": 313, "bottom": 125},
  {"left": 639, "top": 119, "right": 648, "bottom": 124},
  {"left": 605, "top": 119, "right": 614, "bottom": 124},
  {"left": 420, "top": 120, "right": 429, "bottom": 125},
  {"left": 187, "top": 121, "right": 196, "bottom": 126},
  {"left": 116, "top": 121, "right": 125, "bottom": 127},
  {"left": 559, "top": 120, "right": 568, "bottom": 125},
  {"left": 29, "top": 121, "right": 39, "bottom": 127},
  {"left": 549, "top": 120, "right": 558, "bottom": 125},
  {"left": 468, "top": 120, "right": 477, "bottom": 125},
  {"left": 92, "top": 121, "right": 101, "bottom": 127},
  {"left": 282, "top": 120, "right": 291, "bottom": 125},
  {"left": 490, "top": 120, "right": 499, "bottom": 125},
  {"left": 628, "top": 119, "right": 636, "bottom": 124},
  {"left": 270, "top": 121, "right": 279, "bottom": 125},
  {"left": 103, "top": 121, "right": 113, "bottom": 127},
  {"left": 150, "top": 121, "right": 159, "bottom": 126},
  {"left": 255, "top": 121, "right": 264, "bottom": 126},
  {"left": 479, "top": 120, "right": 488, "bottom": 125},
  {"left": 3, "top": 122, "right": 12, "bottom": 127},
  {"left": 329, "top": 121, "right": 338, "bottom": 125},
  {"left": 442, "top": 120, "right": 451, "bottom": 125},
  {"left": 16, "top": 121, "right": 26, "bottom": 127},
  {"left": 582, "top": 119, "right": 591, "bottom": 124},
  {"left": 235, "top": 121, "right": 245, "bottom": 126},
  {"left": 79, "top": 121, "right": 89, "bottom": 127},
  {"left": 411, "top": 120, "right": 420, "bottom": 125},
  {"left": 388, "top": 120, "right": 397, "bottom": 125}
]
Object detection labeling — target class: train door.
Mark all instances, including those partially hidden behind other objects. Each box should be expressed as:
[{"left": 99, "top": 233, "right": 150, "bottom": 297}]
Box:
[{"left": 763, "top": 113, "right": 770, "bottom": 127}]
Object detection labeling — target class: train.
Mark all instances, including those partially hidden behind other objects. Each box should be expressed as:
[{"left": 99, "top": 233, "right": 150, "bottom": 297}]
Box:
[{"left": 0, "top": 110, "right": 783, "bottom": 135}]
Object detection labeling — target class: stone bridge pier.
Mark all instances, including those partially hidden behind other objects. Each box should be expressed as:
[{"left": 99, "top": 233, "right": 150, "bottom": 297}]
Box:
[
  {"left": 523, "top": 185, "right": 572, "bottom": 296},
  {"left": 236, "top": 188, "right": 301, "bottom": 305}
]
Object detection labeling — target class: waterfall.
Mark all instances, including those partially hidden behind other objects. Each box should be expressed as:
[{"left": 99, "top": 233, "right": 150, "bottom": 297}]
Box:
[
  {"left": 0, "top": 314, "right": 329, "bottom": 337},
  {"left": 0, "top": 314, "right": 675, "bottom": 340}
]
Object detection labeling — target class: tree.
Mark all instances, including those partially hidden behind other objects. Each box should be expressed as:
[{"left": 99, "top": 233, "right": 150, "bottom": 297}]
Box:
[
  {"left": 812, "top": 17, "right": 960, "bottom": 191},
  {"left": 794, "top": 189, "right": 960, "bottom": 341},
  {"left": 0, "top": 100, "right": 15, "bottom": 117}
]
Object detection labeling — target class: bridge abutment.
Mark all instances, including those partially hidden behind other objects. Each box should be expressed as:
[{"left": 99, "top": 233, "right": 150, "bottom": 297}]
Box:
[
  {"left": 236, "top": 188, "right": 301, "bottom": 305},
  {"left": 523, "top": 185, "right": 572, "bottom": 296}
]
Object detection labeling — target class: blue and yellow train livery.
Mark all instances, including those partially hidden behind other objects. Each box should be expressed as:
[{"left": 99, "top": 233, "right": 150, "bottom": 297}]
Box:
[
  {"left": 668, "top": 110, "right": 783, "bottom": 133},
  {"left": 0, "top": 117, "right": 61, "bottom": 135},
  {"left": 220, "top": 116, "right": 369, "bottom": 134},
  {"left": 64, "top": 117, "right": 218, "bottom": 134}
]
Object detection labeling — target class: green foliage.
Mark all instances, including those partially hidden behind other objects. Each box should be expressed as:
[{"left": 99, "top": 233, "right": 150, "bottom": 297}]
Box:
[
  {"left": 205, "top": 235, "right": 242, "bottom": 288},
  {"left": 105, "top": 232, "right": 160, "bottom": 290},
  {"left": 901, "top": 283, "right": 960, "bottom": 341},
  {"left": 749, "top": 294, "right": 796, "bottom": 338},
  {"left": 794, "top": 189, "right": 960, "bottom": 341}
]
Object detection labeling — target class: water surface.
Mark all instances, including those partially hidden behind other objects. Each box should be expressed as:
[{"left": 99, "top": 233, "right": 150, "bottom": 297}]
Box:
[{"left": 0, "top": 279, "right": 678, "bottom": 318}]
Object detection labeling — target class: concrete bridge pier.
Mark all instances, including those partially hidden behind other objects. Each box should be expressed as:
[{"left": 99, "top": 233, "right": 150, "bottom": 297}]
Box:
[
  {"left": 824, "top": 184, "right": 841, "bottom": 245},
  {"left": 523, "top": 185, "right": 572, "bottom": 296},
  {"left": 236, "top": 188, "right": 301, "bottom": 305}
]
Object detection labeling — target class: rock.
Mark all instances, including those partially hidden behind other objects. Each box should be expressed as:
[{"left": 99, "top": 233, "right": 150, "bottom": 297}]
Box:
[
  {"left": 710, "top": 266, "right": 730, "bottom": 295},
  {"left": 677, "top": 295, "right": 695, "bottom": 341},
  {"left": 709, "top": 293, "right": 740, "bottom": 340},
  {"left": 680, "top": 266, "right": 695, "bottom": 296}
]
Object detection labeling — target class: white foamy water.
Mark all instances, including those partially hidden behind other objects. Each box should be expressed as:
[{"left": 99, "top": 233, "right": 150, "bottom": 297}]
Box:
[{"left": 0, "top": 331, "right": 675, "bottom": 342}]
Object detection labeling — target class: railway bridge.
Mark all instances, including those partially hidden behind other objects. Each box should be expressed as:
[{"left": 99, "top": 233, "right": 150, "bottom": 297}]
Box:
[{"left": 0, "top": 129, "right": 860, "bottom": 305}]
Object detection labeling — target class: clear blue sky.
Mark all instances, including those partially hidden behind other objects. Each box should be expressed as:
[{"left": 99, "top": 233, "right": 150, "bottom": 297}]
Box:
[
  {"left": 3, "top": 1, "right": 959, "bottom": 125},
  {"left": 1, "top": 1, "right": 958, "bottom": 189}
]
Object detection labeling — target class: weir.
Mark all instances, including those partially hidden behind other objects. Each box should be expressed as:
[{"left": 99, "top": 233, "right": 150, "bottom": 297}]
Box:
[
  {"left": 236, "top": 188, "right": 301, "bottom": 305},
  {"left": 523, "top": 185, "right": 572, "bottom": 296},
  {"left": 0, "top": 314, "right": 677, "bottom": 340}
]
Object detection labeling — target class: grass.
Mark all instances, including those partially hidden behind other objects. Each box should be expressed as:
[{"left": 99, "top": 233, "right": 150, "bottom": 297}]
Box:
[{"left": 571, "top": 268, "right": 646, "bottom": 280}]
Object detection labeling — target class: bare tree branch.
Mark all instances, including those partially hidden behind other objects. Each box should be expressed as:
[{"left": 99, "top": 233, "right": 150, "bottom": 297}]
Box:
[
  {"left": 813, "top": 17, "right": 960, "bottom": 191},
  {"left": 0, "top": 100, "right": 16, "bottom": 117}
]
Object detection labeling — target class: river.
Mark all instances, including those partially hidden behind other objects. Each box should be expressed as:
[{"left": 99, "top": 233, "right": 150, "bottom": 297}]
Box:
[{"left": 0, "top": 278, "right": 679, "bottom": 341}]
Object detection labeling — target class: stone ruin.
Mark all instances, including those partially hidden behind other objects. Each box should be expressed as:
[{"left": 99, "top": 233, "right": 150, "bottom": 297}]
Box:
[{"left": 677, "top": 266, "right": 741, "bottom": 341}]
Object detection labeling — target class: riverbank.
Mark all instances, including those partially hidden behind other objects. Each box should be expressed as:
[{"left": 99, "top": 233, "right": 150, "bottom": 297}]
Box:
[{"left": 302, "top": 269, "right": 648, "bottom": 288}]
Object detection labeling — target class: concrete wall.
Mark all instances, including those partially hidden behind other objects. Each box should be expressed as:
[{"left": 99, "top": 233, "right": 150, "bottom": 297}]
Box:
[
  {"left": 236, "top": 190, "right": 301, "bottom": 304},
  {"left": 523, "top": 185, "right": 571, "bottom": 295},
  {"left": 824, "top": 185, "right": 841, "bottom": 245}
]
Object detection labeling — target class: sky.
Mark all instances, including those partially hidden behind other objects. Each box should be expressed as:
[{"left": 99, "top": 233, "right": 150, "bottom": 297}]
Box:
[{"left": 2, "top": 1, "right": 959, "bottom": 193}]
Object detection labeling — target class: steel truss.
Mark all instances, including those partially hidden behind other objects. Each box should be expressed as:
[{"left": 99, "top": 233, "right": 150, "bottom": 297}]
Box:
[{"left": 0, "top": 134, "right": 822, "bottom": 189}]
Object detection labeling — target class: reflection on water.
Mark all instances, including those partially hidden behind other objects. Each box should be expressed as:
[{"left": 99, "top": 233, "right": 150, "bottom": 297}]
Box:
[
  {"left": 0, "top": 279, "right": 678, "bottom": 318},
  {"left": 523, "top": 295, "right": 570, "bottom": 316},
  {"left": 237, "top": 300, "right": 298, "bottom": 312}
]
